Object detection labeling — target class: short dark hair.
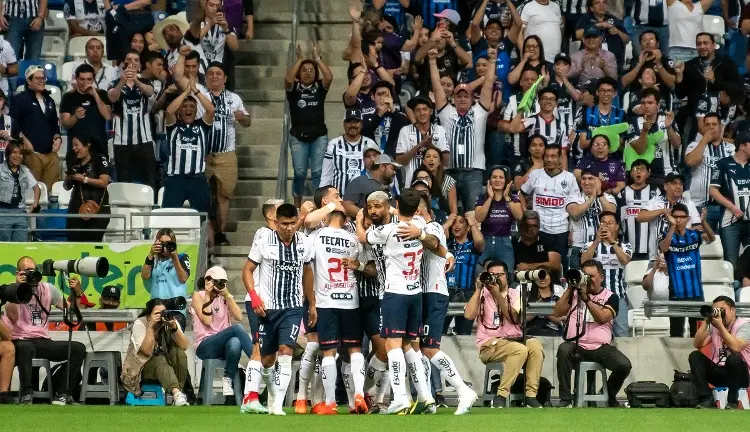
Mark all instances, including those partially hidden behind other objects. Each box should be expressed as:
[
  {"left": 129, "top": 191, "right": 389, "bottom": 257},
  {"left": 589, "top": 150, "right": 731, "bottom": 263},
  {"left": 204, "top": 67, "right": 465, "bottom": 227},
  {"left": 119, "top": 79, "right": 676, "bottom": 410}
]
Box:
[
  {"left": 371, "top": 80, "right": 394, "bottom": 97},
  {"left": 347, "top": 62, "right": 365, "bottom": 80},
  {"left": 484, "top": 259, "right": 508, "bottom": 273},
  {"left": 206, "top": 61, "right": 225, "bottom": 74},
  {"left": 528, "top": 134, "right": 548, "bottom": 146},
  {"left": 418, "top": 191, "right": 431, "bottom": 209},
  {"left": 713, "top": 295, "right": 736, "bottom": 307},
  {"left": 74, "top": 63, "right": 95, "bottom": 78},
  {"left": 702, "top": 112, "right": 721, "bottom": 124},
  {"left": 671, "top": 202, "right": 689, "bottom": 215},
  {"left": 276, "top": 203, "right": 298, "bottom": 219},
  {"left": 640, "top": 86, "right": 661, "bottom": 102},
  {"left": 142, "top": 50, "right": 165, "bottom": 66},
  {"left": 590, "top": 134, "right": 611, "bottom": 148},
  {"left": 313, "top": 185, "right": 337, "bottom": 209},
  {"left": 397, "top": 188, "right": 422, "bottom": 217},
  {"left": 581, "top": 259, "right": 604, "bottom": 276},
  {"left": 599, "top": 211, "right": 618, "bottom": 222},
  {"left": 696, "top": 32, "right": 715, "bottom": 43},
  {"left": 545, "top": 144, "right": 562, "bottom": 156},
  {"left": 631, "top": 159, "right": 651, "bottom": 170},
  {"left": 639, "top": 29, "right": 660, "bottom": 43},
  {"left": 538, "top": 87, "right": 557, "bottom": 100},
  {"left": 185, "top": 50, "right": 201, "bottom": 63},
  {"left": 597, "top": 77, "right": 618, "bottom": 90}
]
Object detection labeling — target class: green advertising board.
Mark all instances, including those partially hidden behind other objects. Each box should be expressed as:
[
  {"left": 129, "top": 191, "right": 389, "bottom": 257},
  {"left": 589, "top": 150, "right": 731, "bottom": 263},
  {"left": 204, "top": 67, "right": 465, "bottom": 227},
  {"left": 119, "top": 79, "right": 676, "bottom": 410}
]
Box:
[{"left": 0, "top": 242, "right": 198, "bottom": 308}]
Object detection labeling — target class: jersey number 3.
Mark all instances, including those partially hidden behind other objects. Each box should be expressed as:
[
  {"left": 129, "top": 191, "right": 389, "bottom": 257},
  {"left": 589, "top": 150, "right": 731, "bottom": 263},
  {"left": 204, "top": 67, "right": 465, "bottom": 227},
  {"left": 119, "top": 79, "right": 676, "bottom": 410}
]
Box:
[{"left": 402, "top": 250, "right": 423, "bottom": 276}]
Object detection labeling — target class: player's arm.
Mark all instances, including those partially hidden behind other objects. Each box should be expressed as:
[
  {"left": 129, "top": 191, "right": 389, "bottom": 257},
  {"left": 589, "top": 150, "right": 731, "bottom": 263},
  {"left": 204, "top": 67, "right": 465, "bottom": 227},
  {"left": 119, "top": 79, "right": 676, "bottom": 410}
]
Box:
[
  {"left": 242, "top": 258, "right": 265, "bottom": 316},
  {"left": 303, "top": 264, "right": 316, "bottom": 327},
  {"left": 397, "top": 222, "right": 440, "bottom": 252}
]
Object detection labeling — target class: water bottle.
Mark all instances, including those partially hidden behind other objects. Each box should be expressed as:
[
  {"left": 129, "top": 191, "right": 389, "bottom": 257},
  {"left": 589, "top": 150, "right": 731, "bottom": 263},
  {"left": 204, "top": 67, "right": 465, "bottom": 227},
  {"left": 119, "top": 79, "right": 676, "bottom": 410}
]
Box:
[{"left": 49, "top": 195, "right": 59, "bottom": 210}]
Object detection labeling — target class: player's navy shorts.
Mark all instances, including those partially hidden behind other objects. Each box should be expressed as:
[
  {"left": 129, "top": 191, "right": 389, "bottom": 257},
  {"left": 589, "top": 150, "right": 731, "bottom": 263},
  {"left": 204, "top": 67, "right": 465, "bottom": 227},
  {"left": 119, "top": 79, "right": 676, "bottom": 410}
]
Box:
[
  {"left": 244, "top": 301, "right": 261, "bottom": 342},
  {"left": 317, "top": 308, "right": 363, "bottom": 350},
  {"left": 302, "top": 301, "right": 318, "bottom": 333},
  {"left": 420, "top": 292, "right": 449, "bottom": 348},
  {"left": 258, "top": 307, "right": 302, "bottom": 356},
  {"left": 359, "top": 296, "right": 381, "bottom": 337},
  {"left": 380, "top": 292, "right": 422, "bottom": 339}
]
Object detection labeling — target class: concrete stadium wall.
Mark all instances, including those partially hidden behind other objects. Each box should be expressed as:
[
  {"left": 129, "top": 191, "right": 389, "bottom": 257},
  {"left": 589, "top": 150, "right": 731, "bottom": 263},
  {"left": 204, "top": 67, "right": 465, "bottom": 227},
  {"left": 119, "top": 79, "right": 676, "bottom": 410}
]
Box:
[{"left": 8, "top": 332, "right": 697, "bottom": 398}]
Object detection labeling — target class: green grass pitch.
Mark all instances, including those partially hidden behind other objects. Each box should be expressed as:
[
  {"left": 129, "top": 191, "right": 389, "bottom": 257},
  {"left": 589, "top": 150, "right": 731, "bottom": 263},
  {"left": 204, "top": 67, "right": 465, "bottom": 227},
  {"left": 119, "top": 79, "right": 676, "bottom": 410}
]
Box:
[{"left": 1, "top": 405, "right": 749, "bottom": 431}]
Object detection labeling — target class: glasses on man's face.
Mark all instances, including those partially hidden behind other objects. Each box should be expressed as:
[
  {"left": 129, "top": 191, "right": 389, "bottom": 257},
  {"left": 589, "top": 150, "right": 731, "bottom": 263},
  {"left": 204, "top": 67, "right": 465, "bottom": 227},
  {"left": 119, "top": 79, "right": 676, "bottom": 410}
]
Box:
[
  {"left": 632, "top": 166, "right": 647, "bottom": 172},
  {"left": 540, "top": 97, "right": 556, "bottom": 102},
  {"left": 598, "top": 89, "right": 615, "bottom": 94},
  {"left": 490, "top": 272, "right": 506, "bottom": 277},
  {"left": 416, "top": 176, "right": 430, "bottom": 181},
  {"left": 32, "top": 76, "right": 46, "bottom": 82},
  {"left": 526, "top": 224, "right": 540, "bottom": 230},
  {"left": 674, "top": 215, "right": 688, "bottom": 220},
  {"left": 592, "top": 141, "right": 608, "bottom": 147},
  {"left": 600, "top": 220, "right": 617, "bottom": 226}
]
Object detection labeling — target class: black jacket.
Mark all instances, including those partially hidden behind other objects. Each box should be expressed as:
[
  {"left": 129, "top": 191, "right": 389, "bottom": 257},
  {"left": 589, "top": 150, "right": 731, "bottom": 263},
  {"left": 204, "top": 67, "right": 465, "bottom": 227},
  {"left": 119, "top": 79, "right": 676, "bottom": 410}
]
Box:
[
  {"left": 675, "top": 54, "right": 743, "bottom": 108},
  {"left": 362, "top": 111, "right": 410, "bottom": 157},
  {"left": 10, "top": 88, "right": 60, "bottom": 154}
]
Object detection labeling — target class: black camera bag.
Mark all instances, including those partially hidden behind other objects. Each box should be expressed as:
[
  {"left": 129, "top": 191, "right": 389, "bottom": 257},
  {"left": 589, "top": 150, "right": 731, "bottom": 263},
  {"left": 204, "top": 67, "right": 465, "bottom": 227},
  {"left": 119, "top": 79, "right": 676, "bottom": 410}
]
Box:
[
  {"left": 625, "top": 381, "right": 671, "bottom": 408},
  {"left": 670, "top": 370, "right": 698, "bottom": 407}
]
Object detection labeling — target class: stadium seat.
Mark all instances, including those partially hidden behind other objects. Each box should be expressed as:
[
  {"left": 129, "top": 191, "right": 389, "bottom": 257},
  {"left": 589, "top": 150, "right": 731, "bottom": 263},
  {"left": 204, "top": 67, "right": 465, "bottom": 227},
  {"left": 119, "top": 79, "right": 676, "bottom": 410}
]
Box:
[
  {"left": 624, "top": 260, "right": 649, "bottom": 289},
  {"left": 701, "top": 260, "right": 734, "bottom": 285},
  {"left": 25, "top": 182, "right": 49, "bottom": 209},
  {"left": 61, "top": 61, "right": 76, "bottom": 84},
  {"left": 144, "top": 208, "right": 201, "bottom": 240},
  {"left": 703, "top": 16, "right": 725, "bottom": 43},
  {"left": 46, "top": 84, "right": 63, "bottom": 108},
  {"left": 107, "top": 183, "right": 155, "bottom": 212},
  {"left": 575, "top": 362, "right": 608, "bottom": 407},
  {"left": 482, "top": 362, "right": 524, "bottom": 407},
  {"left": 50, "top": 181, "right": 71, "bottom": 209},
  {"left": 197, "top": 359, "right": 242, "bottom": 406},
  {"left": 737, "top": 287, "right": 750, "bottom": 302},
  {"left": 703, "top": 284, "right": 735, "bottom": 302},
  {"left": 628, "top": 309, "right": 670, "bottom": 336},
  {"left": 79, "top": 351, "right": 121, "bottom": 405},
  {"left": 105, "top": 207, "right": 144, "bottom": 242},
  {"left": 31, "top": 359, "right": 55, "bottom": 402},
  {"left": 700, "top": 236, "right": 724, "bottom": 260},
  {"left": 156, "top": 187, "right": 164, "bottom": 207},
  {"left": 68, "top": 36, "right": 107, "bottom": 59},
  {"left": 44, "top": 10, "right": 70, "bottom": 43},
  {"left": 41, "top": 36, "right": 65, "bottom": 64},
  {"left": 569, "top": 40, "right": 581, "bottom": 55}
]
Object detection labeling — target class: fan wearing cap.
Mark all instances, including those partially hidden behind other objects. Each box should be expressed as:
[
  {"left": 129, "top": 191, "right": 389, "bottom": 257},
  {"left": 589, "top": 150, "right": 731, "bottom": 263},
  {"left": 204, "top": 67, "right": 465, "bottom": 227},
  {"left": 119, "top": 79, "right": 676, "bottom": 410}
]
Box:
[
  {"left": 364, "top": 81, "right": 410, "bottom": 158},
  {"left": 320, "top": 108, "right": 377, "bottom": 197},
  {"left": 430, "top": 45, "right": 495, "bottom": 213},
  {"left": 11, "top": 65, "right": 62, "bottom": 191},
  {"left": 64, "top": 0, "right": 107, "bottom": 37},
  {"left": 395, "top": 97, "right": 449, "bottom": 187},
  {"left": 518, "top": 0, "right": 564, "bottom": 62},
  {"left": 575, "top": 0, "right": 629, "bottom": 71},
  {"left": 343, "top": 153, "right": 400, "bottom": 218},
  {"left": 569, "top": 27, "right": 617, "bottom": 83},
  {"left": 192, "top": 266, "right": 252, "bottom": 397},
  {"left": 154, "top": 14, "right": 203, "bottom": 74},
  {"left": 419, "top": 2, "right": 460, "bottom": 30},
  {"left": 186, "top": 0, "right": 239, "bottom": 69},
  {"left": 413, "top": 10, "right": 472, "bottom": 95}
]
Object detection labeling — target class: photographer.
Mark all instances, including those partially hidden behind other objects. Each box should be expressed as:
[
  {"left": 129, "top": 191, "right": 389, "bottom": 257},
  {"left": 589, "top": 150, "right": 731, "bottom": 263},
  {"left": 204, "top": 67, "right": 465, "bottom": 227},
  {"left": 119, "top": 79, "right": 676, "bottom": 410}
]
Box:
[
  {"left": 689, "top": 296, "right": 750, "bottom": 409},
  {"left": 464, "top": 260, "right": 545, "bottom": 408},
  {"left": 142, "top": 229, "right": 190, "bottom": 327},
  {"left": 526, "top": 266, "right": 564, "bottom": 337},
  {"left": 190, "top": 266, "right": 252, "bottom": 397},
  {"left": 0, "top": 316, "right": 12, "bottom": 403},
  {"left": 0, "top": 142, "right": 40, "bottom": 242},
  {"left": 1, "top": 256, "right": 86, "bottom": 405},
  {"left": 121, "top": 298, "right": 190, "bottom": 406},
  {"left": 63, "top": 135, "right": 111, "bottom": 243},
  {"left": 554, "top": 260, "right": 632, "bottom": 408}
]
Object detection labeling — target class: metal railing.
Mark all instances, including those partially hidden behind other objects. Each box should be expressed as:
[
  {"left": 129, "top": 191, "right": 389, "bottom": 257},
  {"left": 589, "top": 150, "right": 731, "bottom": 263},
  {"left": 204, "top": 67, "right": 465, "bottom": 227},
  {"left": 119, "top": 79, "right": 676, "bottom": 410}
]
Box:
[
  {"left": 276, "top": 0, "right": 300, "bottom": 200},
  {"left": 0, "top": 212, "right": 130, "bottom": 242}
]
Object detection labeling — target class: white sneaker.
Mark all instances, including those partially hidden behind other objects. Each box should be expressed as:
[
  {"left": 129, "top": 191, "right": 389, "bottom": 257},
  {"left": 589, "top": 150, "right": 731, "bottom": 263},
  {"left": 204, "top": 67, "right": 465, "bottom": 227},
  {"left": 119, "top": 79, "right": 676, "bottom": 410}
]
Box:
[
  {"left": 240, "top": 399, "right": 269, "bottom": 414},
  {"left": 455, "top": 388, "right": 478, "bottom": 415},
  {"left": 222, "top": 377, "right": 234, "bottom": 396},
  {"left": 269, "top": 405, "right": 286, "bottom": 416},
  {"left": 173, "top": 391, "right": 189, "bottom": 406},
  {"left": 386, "top": 399, "right": 411, "bottom": 415}
]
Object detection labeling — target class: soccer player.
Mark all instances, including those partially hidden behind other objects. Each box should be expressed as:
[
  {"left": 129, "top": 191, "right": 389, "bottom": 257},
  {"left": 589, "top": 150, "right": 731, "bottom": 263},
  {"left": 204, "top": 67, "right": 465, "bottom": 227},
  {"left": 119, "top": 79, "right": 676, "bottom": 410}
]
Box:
[
  {"left": 356, "top": 189, "right": 437, "bottom": 414},
  {"left": 309, "top": 209, "right": 369, "bottom": 414},
  {"left": 241, "top": 199, "right": 282, "bottom": 414},
  {"left": 415, "top": 191, "right": 478, "bottom": 415},
  {"left": 243, "top": 204, "right": 315, "bottom": 415}
]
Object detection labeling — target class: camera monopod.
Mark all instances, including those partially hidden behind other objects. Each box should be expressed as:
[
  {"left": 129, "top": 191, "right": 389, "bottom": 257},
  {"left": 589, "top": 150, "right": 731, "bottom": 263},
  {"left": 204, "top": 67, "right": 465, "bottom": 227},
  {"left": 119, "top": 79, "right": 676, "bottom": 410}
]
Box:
[
  {"left": 62, "top": 284, "right": 84, "bottom": 401},
  {"left": 514, "top": 269, "right": 547, "bottom": 405}
]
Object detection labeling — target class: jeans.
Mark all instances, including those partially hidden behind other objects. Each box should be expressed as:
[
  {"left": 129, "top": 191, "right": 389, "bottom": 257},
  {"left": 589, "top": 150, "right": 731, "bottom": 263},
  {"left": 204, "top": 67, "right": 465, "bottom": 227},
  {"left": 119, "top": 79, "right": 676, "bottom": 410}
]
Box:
[
  {"left": 614, "top": 296, "right": 630, "bottom": 337},
  {"left": 114, "top": 143, "right": 157, "bottom": 190},
  {"left": 720, "top": 221, "right": 750, "bottom": 271},
  {"left": 556, "top": 341, "right": 632, "bottom": 406},
  {"left": 485, "top": 130, "right": 510, "bottom": 170},
  {"left": 696, "top": 204, "right": 722, "bottom": 233},
  {"left": 669, "top": 47, "right": 697, "bottom": 63},
  {"left": 448, "top": 169, "right": 484, "bottom": 214},
  {"left": 689, "top": 351, "right": 750, "bottom": 402},
  {"left": 631, "top": 25, "right": 670, "bottom": 56},
  {"left": 289, "top": 134, "right": 327, "bottom": 198},
  {"left": 0, "top": 208, "right": 29, "bottom": 241},
  {"left": 478, "top": 236, "right": 514, "bottom": 275},
  {"left": 195, "top": 324, "right": 254, "bottom": 378},
  {"left": 14, "top": 338, "right": 87, "bottom": 395},
  {"left": 6, "top": 17, "right": 44, "bottom": 60}
]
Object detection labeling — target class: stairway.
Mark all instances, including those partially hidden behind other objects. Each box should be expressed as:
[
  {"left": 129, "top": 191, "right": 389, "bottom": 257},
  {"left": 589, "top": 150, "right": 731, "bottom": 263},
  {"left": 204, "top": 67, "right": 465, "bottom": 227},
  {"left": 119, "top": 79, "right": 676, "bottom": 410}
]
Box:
[{"left": 216, "top": 0, "right": 353, "bottom": 296}]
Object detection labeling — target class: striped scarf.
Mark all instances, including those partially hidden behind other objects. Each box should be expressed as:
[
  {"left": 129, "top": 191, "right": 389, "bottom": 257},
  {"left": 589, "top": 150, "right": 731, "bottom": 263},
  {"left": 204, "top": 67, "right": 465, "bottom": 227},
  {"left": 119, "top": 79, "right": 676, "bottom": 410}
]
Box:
[{"left": 451, "top": 110, "right": 475, "bottom": 168}]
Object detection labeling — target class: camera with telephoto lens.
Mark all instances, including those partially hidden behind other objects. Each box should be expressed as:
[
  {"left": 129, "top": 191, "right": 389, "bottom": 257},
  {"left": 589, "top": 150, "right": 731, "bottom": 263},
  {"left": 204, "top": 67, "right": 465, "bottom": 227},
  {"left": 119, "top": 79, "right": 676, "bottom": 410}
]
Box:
[
  {"left": 160, "top": 241, "right": 177, "bottom": 253},
  {"left": 40, "top": 257, "right": 109, "bottom": 277},
  {"left": 566, "top": 269, "right": 591, "bottom": 288},
  {"left": 197, "top": 277, "right": 226, "bottom": 290},
  {"left": 0, "top": 282, "right": 33, "bottom": 304},
  {"left": 22, "top": 269, "right": 43, "bottom": 286},
  {"left": 516, "top": 269, "right": 547, "bottom": 284},
  {"left": 700, "top": 305, "right": 726, "bottom": 319},
  {"left": 158, "top": 296, "right": 187, "bottom": 321},
  {"left": 479, "top": 272, "right": 499, "bottom": 285}
]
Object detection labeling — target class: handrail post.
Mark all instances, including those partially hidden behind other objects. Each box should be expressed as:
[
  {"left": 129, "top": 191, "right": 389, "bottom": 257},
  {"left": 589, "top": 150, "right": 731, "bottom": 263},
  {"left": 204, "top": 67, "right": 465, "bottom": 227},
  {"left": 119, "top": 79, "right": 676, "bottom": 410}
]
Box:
[{"left": 276, "top": 0, "right": 300, "bottom": 200}]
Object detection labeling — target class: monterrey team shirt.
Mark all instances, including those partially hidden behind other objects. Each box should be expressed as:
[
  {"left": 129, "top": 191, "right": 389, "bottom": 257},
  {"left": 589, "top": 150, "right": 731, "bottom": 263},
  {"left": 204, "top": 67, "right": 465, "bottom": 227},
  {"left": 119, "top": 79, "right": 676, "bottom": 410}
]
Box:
[
  {"left": 247, "top": 230, "right": 314, "bottom": 310},
  {"left": 662, "top": 228, "right": 703, "bottom": 300},
  {"left": 521, "top": 168, "right": 580, "bottom": 235},
  {"left": 711, "top": 155, "right": 750, "bottom": 228},
  {"left": 366, "top": 218, "right": 426, "bottom": 296},
  {"left": 617, "top": 185, "right": 661, "bottom": 255},
  {"left": 166, "top": 118, "right": 212, "bottom": 176},
  {"left": 310, "top": 226, "right": 362, "bottom": 310},
  {"left": 420, "top": 221, "right": 449, "bottom": 297}
]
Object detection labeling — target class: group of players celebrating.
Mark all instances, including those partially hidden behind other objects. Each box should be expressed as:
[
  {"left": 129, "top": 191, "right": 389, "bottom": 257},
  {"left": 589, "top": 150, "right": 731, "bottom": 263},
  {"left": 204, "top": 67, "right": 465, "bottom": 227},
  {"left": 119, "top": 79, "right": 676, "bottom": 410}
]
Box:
[{"left": 239, "top": 186, "right": 478, "bottom": 415}]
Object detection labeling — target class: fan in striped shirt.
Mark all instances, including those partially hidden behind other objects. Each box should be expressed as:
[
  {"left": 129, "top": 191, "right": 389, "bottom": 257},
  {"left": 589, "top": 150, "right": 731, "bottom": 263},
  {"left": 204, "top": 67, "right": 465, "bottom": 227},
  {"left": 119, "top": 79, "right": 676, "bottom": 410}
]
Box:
[
  {"left": 617, "top": 159, "right": 661, "bottom": 260},
  {"left": 162, "top": 79, "right": 215, "bottom": 217},
  {"left": 320, "top": 108, "right": 378, "bottom": 196},
  {"left": 581, "top": 211, "right": 633, "bottom": 337},
  {"left": 507, "top": 87, "right": 570, "bottom": 168},
  {"left": 186, "top": 0, "right": 239, "bottom": 70},
  {"left": 684, "top": 113, "right": 734, "bottom": 211},
  {"left": 500, "top": 68, "right": 540, "bottom": 162},
  {"left": 395, "top": 96, "right": 449, "bottom": 188},
  {"left": 4, "top": 0, "right": 43, "bottom": 58}
]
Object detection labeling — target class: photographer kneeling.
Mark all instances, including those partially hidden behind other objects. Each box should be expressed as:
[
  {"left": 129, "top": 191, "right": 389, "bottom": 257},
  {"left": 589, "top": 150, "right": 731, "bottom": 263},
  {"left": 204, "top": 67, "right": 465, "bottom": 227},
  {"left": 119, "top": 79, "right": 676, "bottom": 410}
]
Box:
[
  {"left": 464, "top": 260, "right": 545, "bottom": 408},
  {"left": 689, "top": 296, "right": 750, "bottom": 408},
  {"left": 122, "top": 298, "right": 190, "bottom": 406},
  {"left": 142, "top": 228, "right": 189, "bottom": 328},
  {"left": 191, "top": 266, "right": 253, "bottom": 396},
  {"left": 554, "top": 260, "right": 632, "bottom": 407},
  {"left": 0, "top": 256, "right": 86, "bottom": 405}
]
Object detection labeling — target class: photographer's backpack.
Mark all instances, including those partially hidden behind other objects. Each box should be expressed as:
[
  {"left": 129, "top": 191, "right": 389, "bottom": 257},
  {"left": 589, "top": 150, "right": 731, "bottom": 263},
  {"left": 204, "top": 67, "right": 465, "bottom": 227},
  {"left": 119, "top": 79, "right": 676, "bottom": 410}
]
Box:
[
  {"left": 670, "top": 370, "right": 698, "bottom": 407},
  {"left": 625, "top": 381, "right": 671, "bottom": 408}
]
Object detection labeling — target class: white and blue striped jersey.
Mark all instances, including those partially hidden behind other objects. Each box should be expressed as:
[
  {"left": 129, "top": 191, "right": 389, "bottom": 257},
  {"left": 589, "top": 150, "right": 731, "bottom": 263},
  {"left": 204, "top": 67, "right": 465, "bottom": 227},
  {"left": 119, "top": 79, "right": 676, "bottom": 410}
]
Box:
[
  {"left": 166, "top": 119, "right": 213, "bottom": 176},
  {"left": 583, "top": 240, "right": 633, "bottom": 297},
  {"left": 202, "top": 88, "right": 247, "bottom": 154},
  {"left": 711, "top": 155, "right": 750, "bottom": 228},
  {"left": 109, "top": 78, "right": 154, "bottom": 146},
  {"left": 686, "top": 139, "right": 734, "bottom": 207},
  {"left": 247, "top": 230, "right": 314, "bottom": 310},
  {"left": 420, "top": 221, "right": 449, "bottom": 297},
  {"left": 320, "top": 135, "right": 377, "bottom": 195},
  {"left": 617, "top": 185, "right": 661, "bottom": 256}
]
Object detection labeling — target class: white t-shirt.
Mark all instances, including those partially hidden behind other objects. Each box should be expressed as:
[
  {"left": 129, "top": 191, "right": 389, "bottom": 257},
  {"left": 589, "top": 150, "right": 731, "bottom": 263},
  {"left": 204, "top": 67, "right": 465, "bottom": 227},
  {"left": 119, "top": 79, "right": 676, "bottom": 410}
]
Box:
[
  {"left": 521, "top": 169, "right": 580, "bottom": 235},
  {"left": 244, "top": 226, "right": 272, "bottom": 302},
  {"left": 438, "top": 103, "right": 489, "bottom": 170},
  {"left": 668, "top": 1, "right": 704, "bottom": 49},
  {"left": 396, "top": 124, "right": 449, "bottom": 187},
  {"left": 644, "top": 195, "right": 701, "bottom": 259},
  {"left": 0, "top": 37, "right": 17, "bottom": 95},
  {"left": 310, "top": 226, "right": 361, "bottom": 309},
  {"left": 566, "top": 192, "right": 617, "bottom": 248},
  {"left": 68, "top": 60, "right": 119, "bottom": 91},
  {"left": 131, "top": 318, "right": 183, "bottom": 352},
  {"left": 520, "top": 0, "right": 563, "bottom": 62},
  {"left": 366, "top": 218, "right": 426, "bottom": 296},
  {"left": 421, "top": 220, "right": 449, "bottom": 297}
]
